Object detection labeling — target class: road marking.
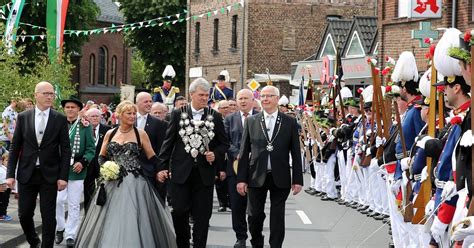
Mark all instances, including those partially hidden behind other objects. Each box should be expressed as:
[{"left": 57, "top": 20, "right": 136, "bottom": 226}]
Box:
[{"left": 296, "top": 210, "right": 312, "bottom": 224}]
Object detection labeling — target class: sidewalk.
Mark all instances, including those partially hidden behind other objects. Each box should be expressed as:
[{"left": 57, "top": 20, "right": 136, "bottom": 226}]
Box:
[{"left": 0, "top": 193, "right": 44, "bottom": 248}]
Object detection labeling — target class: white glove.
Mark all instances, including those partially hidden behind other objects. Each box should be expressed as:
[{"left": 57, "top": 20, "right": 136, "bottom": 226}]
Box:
[
  {"left": 304, "top": 140, "right": 309, "bottom": 146},
  {"left": 425, "top": 199, "right": 435, "bottom": 216},
  {"left": 366, "top": 129, "right": 372, "bottom": 137},
  {"left": 366, "top": 148, "right": 371, "bottom": 156},
  {"left": 460, "top": 130, "right": 473, "bottom": 148},
  {"left": 430, "top": 216, "right": 449, "bottom": 245},
  {"left": 452, "top": 216, "right": 474, "bottom": 242},
  {"left": 400, "top": 157, "right": 411, "bottom": 171},
  {"left": 440, "top": 181, "right": 457, "bottom": 201},
  {"left": 416, "top": 135, "right": 434, "bottom": 149},
  {"left": 391, "top": 179, "right": 401, "bottom": 195},
  {"left": 420, "top": 166, "right": 428, "bottom": 182},
  {"left": 375, "top": 136, "right": 384, "bottom": 148}
]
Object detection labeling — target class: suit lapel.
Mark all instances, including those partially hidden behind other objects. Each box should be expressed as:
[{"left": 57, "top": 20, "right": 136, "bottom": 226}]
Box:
[
  {"left": 271, "top": 112, "right": 282, "bottom": 139},
  {"left": 28, "top": 110, "right": 38, "bottom": 147},
  {"left": 144, "top": 115, "right": 151, "bottom": 132},
  {"left": 200, "top": 107, "right": 209, "bottom": 121}
]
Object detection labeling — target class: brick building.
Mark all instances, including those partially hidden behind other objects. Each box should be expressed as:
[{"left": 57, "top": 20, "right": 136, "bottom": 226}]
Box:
[
  {"left": 185, "top": 0, "right": 375, "bottom": 98},
  {"left": 378, "top": 0, "right": 474, "bottom": 73},
  {"left": 71, "top": 0, "right": 132, "bottom": 104}
]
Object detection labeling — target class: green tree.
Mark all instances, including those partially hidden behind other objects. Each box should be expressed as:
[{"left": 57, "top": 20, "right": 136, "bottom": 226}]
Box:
[
  {"left": 119, "top": 0, "right": 186, "bottom": 90},
  {"left": 131, "top": 51, "right": 151, "bottom": 89}
]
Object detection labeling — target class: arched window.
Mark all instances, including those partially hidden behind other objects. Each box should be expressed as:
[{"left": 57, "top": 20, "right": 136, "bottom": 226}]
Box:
[
  {"left": 111, "top": 56, "right": 117, "bottom": 86},
  {"left": 98, "top": 46, "right": 108, "bottom": 85},
  {"left": 89, "top": 54, "right": 95, "bottom": 85}
]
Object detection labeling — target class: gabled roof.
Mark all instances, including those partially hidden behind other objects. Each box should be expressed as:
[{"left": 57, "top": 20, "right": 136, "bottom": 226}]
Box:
[
  {"left": 94, "top": 0, "right": 124, "bottom": 24},
  {"left": 343, "top": 16, "right": 377, "bottom": 55},
  {"left": 311, "top": 16, "right": 377, "bottom": 60},
  {"left": 315, "top": 19, "right": 352, "bottom": 59}
]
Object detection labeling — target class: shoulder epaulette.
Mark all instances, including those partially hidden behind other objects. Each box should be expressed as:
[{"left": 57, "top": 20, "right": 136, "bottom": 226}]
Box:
[
  {"left": 154, "top": 87, "right": 162, "bottom": 93},
  {"left": 173, "top": 87, "right": 180, "bottom": 93}
]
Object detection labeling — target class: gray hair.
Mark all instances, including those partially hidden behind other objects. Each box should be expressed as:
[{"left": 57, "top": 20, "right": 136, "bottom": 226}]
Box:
[
  {"left": 152, "top": 102, "right": 167, "bottom": 110},
  {"left": 189, "top": 78, "right": 211, "bottom": 93},
  {"left": 261, "top": 85, "right": 280, "bottom": 97},
  {"left": 237, "top": 89, "right": 254, "bottom": 99},
  {"left": 86, "top": 108, "right": 101, "bottom": 117}
]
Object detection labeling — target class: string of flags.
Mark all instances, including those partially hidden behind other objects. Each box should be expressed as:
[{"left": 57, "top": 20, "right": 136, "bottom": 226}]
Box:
[{"left": 0, "top": 0, "right": 245, "bottom": 41}]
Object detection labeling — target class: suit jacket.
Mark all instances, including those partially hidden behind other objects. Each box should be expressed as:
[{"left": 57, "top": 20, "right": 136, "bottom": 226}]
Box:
[
  {"left": 7, "top": 109, "right": 72, "bottom": 184},
  {"left": 237, "top": 111, "right": 303, "bottom": 188},
  {"left": 68, "top": 121, "right": 96, "bottom": 180},
  {"left": 139, "top": 114, "right": 168, "bottom": 178},
  {"left": 87, "top": 123, "right": 110, "bottom": 180},
  {"left": 224, "top": 110, "right": 258, "bottom": 176},
  {"left": 158, "top": 106, "right": 229, "bottom": 186}
]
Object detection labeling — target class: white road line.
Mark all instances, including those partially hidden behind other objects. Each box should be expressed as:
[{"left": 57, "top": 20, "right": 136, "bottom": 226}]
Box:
[{"left": 296, "top": 210, "right": 312, "bottom": 224}]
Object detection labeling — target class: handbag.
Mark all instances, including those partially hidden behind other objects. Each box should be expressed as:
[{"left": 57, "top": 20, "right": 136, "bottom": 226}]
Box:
[{"left": 96, "top": 183, "right": 107, "bottom": 206}]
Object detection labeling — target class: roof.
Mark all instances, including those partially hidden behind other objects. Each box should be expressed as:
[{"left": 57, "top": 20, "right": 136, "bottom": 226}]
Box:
[
  {"left": 94, "top": 0, "right": 124, "bottom": 24},
  {"left": 314, "top": 16, "right": 377, "bottom": 59}
]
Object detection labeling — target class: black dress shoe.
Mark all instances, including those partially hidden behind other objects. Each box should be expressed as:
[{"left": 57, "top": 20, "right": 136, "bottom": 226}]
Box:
[
  {"left": 357, "top": 205, "right": 369, "bottom": 211},
  {"left": 382, "top": 217, "right": 391, "bottom": 224},
  {"left": 373, "top": 213, "right": 385, "bottom": 220},
  {"left": 66, "top": 238, "right": 75, "bottom": 248},
  {"left": 30, "top": 238, "right": 41, "bottom": 248},
  {"left": 360, "top": 208, "right": 371, "bottom": 214},
  {"left": 234, "top": 239, "right": 246, "bottom": 247},
  {"left": 218, "top": 206, "right": 227, "bottom": 212},
  {"left": 308, "top": 189, "right": 318, "bottom": 195},
  {"left": 321, "top": 195, "right": 336, "bottom": 201},
  {"left": 350, "top": 202, "right": 359, "bottom": 209},
  {"left": 55, "top": 230, "right": 64, "bottom": 244}
]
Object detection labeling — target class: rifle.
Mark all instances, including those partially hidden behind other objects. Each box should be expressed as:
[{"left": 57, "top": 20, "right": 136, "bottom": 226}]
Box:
[
  {"left": 335, "top": 51, "right": 346, "bottom": 119},
  {"left": 412, "top": 65, "right": 438, "bottom": 224},
  {"left": 467, "top": 46, "right": 474, "bottom": 216}
]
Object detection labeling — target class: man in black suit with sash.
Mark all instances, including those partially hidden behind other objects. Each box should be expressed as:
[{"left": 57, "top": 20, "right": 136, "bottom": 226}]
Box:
[
  {"left": 6, "top": 81, "right": 71, "bottom": 248},
  {"left": 83, "top": 108, "right": 110, "bottom": 212},
  {"left": 237, "top": 85, "right": 303, "bottom": 248},
  {"left": 136, "top": 92, "right": 168, "bottom": 201},
  {"left": 224, "top": 89, "right": 258, "bottom": 247},
  {"left": 158, "top": 77, "right": 229, "bottom": 248}
]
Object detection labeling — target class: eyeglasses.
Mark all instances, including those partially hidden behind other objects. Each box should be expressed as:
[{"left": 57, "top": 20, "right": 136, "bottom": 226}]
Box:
[
  {"left": 260, "top": 94, "right": 277, "bottom": 99},
  {"left": 37, "top": 92, "right": 55, "bottom": 97}
]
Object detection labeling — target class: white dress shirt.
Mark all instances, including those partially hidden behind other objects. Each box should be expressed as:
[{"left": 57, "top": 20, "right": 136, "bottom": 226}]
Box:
[
  {"left": 240, "top": 111, "right": 251, "bottom": 127},
  {"left": 137, "top": 113, "right": 148, "bottom": 130},
  {"left": 190, "top": 105, "right": 204, "bottom": 121},
  {"left": 263, "top": 110, "right": 278, "bottom": 171},
  {"left": 35, "top": 106, "right": 50, "bottom": 165}
]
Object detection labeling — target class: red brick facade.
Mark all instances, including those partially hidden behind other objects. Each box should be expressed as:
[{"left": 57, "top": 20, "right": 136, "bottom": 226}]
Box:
[
  {"left": 186, "top": 0, "right": 375, "bottom": 97},
  {"left": 378, "top": 0, "right": 474, "bottom": 72}
]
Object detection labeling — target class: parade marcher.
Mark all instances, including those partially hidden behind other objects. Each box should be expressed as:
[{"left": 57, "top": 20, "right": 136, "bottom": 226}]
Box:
[
  {"left": 228, "top": 99, "right": 237, "bottom": 113},
  {"left": 55, "top": 97, "right": 96, "bottom": 247},
  {"left": 83, "top": 108, "right": 111, "bottom": 212},
  {"left": 151, "top": 102, "right": 169, "bottom": 121},
  {"left": 136, "top": 92, "right": 169, "bottom": 202},
  {"left": 278, "top": 95, "right": 290, "bottom": 113},
  {"left": 215, "top": 100, "right": 231, "bottom": 212},
  {"left": 153, "top": 65, "right": 180, "bottom": 112},
  {"left": 1, "top": 98, "right": 18, "bottom": 149},
  {"left": 6, "top": 81, "right": 71, "bottom": 248},
  {"left": 157, "top": 78, "right": 229, "bottom": 248},
  {"left": 209, "top": 70, "right": 233, "bottom": 104},
  {"left": 237, "top": 85, "right": 303, "bottom": 248},
  {"left": 224, "top": 89, "right": 258, "bottom": 247}
]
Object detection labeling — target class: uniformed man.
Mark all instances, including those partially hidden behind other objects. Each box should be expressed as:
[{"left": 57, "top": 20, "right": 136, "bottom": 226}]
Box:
[
  {"left": 209, "top": 70, "right": 233, "bottom": 104},
  {"left": 153, "top": 65, "right": 180, "bottom": 112}
]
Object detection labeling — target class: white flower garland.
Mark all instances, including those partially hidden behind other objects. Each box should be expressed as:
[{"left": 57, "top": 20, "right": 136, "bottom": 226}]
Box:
[{"left": 178, "top": 109, "right": 215, "bottom": 158}]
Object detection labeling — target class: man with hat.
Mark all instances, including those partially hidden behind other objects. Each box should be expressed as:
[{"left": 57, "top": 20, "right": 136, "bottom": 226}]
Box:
[
  {"left": 209, "top": 70, "right": 234, "bottom": 105},
  {"left": 153, "top": 65, "right": 181, "bottom": 112},
  {"left": 55, "top": 96, "right": 96, "bottom": 247},
  {"left": 427, "top": 28, "right": 473, "bottom": 247}
]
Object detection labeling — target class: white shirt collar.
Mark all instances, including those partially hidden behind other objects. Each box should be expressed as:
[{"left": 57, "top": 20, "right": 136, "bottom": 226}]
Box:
[
  {"left": 137, "top": 112, "right": 148, "bottom": 120},
  {"left": 240, "top": 110, "right": 251, "bottom": 117},
  {"left": 263, "top": 110, "right": 278, "bottom": 119},
  {"left": 190, "top": 104, "right": 205, "bottom": 113},
  {"left": 35, "top": 106, "right": 50, "bottom": 116}
]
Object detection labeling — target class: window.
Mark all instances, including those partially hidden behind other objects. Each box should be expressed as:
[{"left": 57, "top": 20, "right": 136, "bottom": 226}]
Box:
[
  {"left": 98, "top": 46, "right": 108, "bottom": 85},
  {"left": 111, "top": 56, "right": 117, "bottom": 86},
  {"left": 231, "top": 15, "right": 238, "bottom": 49},
  {"left": 345, "top": 31, "right": 365, "bottom": 57},
  {"left": 195, "top": 22, "right": 200, "bottom": 54},
  {"left": 319, "top": 34, "right": 336, "bottom": 59},
  {"left": 213, "top": 18, "right": 219, "bottom": 52},
  {"left": 89, "top": 54, "right": 95, "bottom": 85},
  {"left": 398, "top": 0, "right": 409, "bottom": 17}
]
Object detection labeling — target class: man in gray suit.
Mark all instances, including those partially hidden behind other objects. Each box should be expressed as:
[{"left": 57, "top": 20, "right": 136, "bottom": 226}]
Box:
[
  {"left": 237, "top": 86, "right": 303, "bottom": 248},
  {"left": 224, "top": 89, "right": 257, "bottom": 247}
]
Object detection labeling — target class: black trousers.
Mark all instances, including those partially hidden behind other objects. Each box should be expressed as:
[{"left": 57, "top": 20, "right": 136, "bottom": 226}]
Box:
[
  {"left": 215, "top": 177, "right": 229, "bottom": 208},
  {"left": 83, "top": 173, "right": 96, "bottom": 212},
  {"left": 0, "top": 187, "right": 11, "bottom": 215},
  {"left": 170, "top": 167, "right": 213, "bottom": 248},
  {"left": 228, "top": 175, "right": 248, "bottom": 240},
  {"left": 18, "top": 168, "right": 58, "bottom": 248},
  {"left": 247, "top": 173, "right": 290, "bottom": 248}
]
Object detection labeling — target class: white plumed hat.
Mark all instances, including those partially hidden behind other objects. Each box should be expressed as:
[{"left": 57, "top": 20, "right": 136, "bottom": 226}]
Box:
[
  {"left": 391, "top": 51, "right": 419, "bottom": 83},
  {"left": 219, "top": 70, "right": 230, "bottom": 82},
  {"left": 434, "top": 28, "right": 462, "bottom": 77},
  {"left": 162, "top": 65, "right": 176, "bottom": 80}
]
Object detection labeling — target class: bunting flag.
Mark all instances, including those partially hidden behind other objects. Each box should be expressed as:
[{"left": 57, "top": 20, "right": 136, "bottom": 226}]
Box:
[
  {"left": 46, "top": 0, "right": 69, "bottom": 63},
  {"left": 4, "top": 0, "right": 25, "bottom": 53}
]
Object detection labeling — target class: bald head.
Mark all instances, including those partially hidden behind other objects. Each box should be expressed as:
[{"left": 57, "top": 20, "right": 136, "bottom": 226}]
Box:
[
  {"left": 34, "top": 81, "right": 55, "bottom": 110},
  {"left": 237, "top": 89, "right": 255, "bottom": 113},
  {"left": 35, "top": 81, "right": 53, "bottom": 93},
  {"left": 135, "top": 92, "right": 153, "bottom": 115}
]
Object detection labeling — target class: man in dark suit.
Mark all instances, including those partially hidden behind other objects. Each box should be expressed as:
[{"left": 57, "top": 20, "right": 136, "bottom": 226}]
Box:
[
  {"left": 6, "top": 81, "right": 72, "bottom": 248},
  {"left": 158, "top": 78, "right": 229, "bottom": 248},
  {"left": 237, "top": 85, "right": 303, "bottom": 248},
  {"left": 83, "top": 108, "right": 110, "bottom": 212},
  {"left": 224, "top": 89, "right": 258, "bottom": 247},
  {"left": 136, "top": 92, "right": 168, "bottom": 201}
]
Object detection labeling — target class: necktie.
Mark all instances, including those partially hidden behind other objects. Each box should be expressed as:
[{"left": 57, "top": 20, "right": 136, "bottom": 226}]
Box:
[
  {"left": 243, "top": 112, "right": 249, "bottom": 119},
  {"left": 37, "top": 112, "right": 46, "bottom": 144},
  {"left": 192, "top": 109, "right": 204, "bottom": 116},
  {"left": 93, "top": 126, "right": 97, "bottom": 139},
  {"left": 138, "top": 116, "right": 145, "bottom": 129},
  {"left": 266, "top": 115, "right": 274, "bottom": 139}
]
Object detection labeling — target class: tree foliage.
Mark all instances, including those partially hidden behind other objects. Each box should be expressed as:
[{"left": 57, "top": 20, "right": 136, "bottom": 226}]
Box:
[
  {"left": 119, "top": 0, "right": 186, "bottom": 90},
  {"left": 131, "top": 51, "right": 151, "bottom": 89}
]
